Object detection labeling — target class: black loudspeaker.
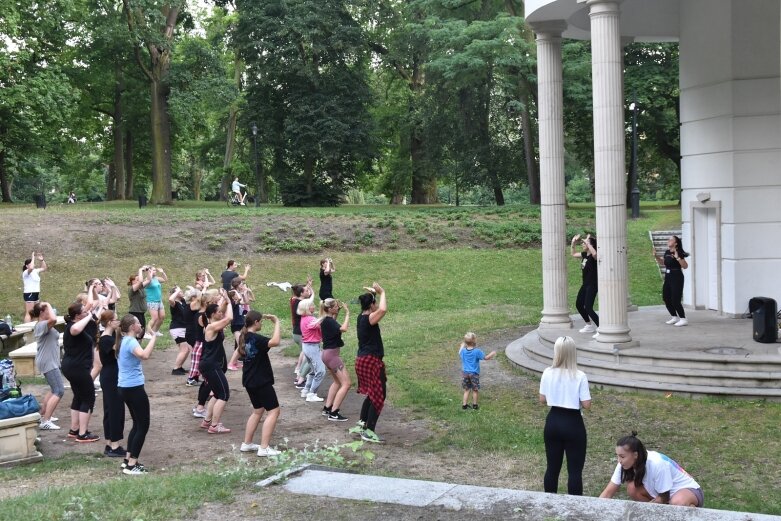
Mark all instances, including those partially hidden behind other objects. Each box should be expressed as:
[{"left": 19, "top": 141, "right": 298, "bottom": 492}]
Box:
[{"left": 749, "top": 297, "right": 778, "bottom": 343}]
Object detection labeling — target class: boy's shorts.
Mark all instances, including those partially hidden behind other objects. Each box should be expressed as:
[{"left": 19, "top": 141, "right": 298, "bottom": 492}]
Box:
[{"left": 462, "top": 372, "right": 480, "bottom": 390}]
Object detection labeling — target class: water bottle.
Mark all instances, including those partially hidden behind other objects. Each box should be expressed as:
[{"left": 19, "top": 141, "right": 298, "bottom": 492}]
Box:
[{"left": 4, "top": 314, "right": 11, "bottom": 328}]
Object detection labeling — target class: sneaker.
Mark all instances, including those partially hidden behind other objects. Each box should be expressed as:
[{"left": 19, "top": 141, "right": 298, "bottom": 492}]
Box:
[
  {"left": 192, "top": 407, "right": 206, "bottom": 418},
  {"left": 294, "top": 380, "right": 307, "bottom": 389},
  {"left": 51, "top": 417, "right": 59, "bottom": 422},
  {"left": 462, "top": 404, "right": 469, "bottom": 410},
  {"left": 171, "top": 367, "right": 187, "bottom": 375},
  {"left": 472, "top": 404, "right": 479, "bottom": 410},
  {"left": 121, "top": 459, "right": 128, "bottom": 469},
  {"left": 227, "top": 364, "right": 240, "bottom": 371},
  {"left": 328, "top": 411, "right": 348, "bottom": 422},
  {"left": 207, "top": 423, "right": 231, "bottom": 434},
  {"left": 257, "top": 446, "right": 281, "bottom": 457},
  {"left": 305, "top": 393, "right": 324, "bottom": 402},
  {"left": 155, "top": 331, "right": 163, "bottom": 337},
  {"left": 105, "top": 446, "right": 126, "bottom": 458},
  {"left": 199, "top": 419, "right": 211, "bottom": 429},
  {"left": 123, "top": 463, "right": 148, "bottom": 475},
  {"left": 75, "top": 432, "right": 101, "bottom": 443},
  {"left": 300, "top": 388, "right": 309, "bottom": 398},
  {"left": 240, "top": 442, "right": 260, "bottom": 452},
  {"left": 322, "top": 406, "right": 332, "bottom": 416},
  {"left": 186, "top": 378, "right": 199, "bottom": 387},
  {"left": 143, "top": 333, "right": 153, "bottom": 340},
  {"left": 673, "top": 318, "right": 688, "bottom": 327},
  {"left": 67, "top": 429, "right": 79, "bottom": 439},
  {"left": 360, "top": 429, "right": 384, "bottom": 444},
  {"left": 579, "top": 324, "right": 597, "bottom": 333},
  {"left": 94, "top": 379, "right": 102, "bottom": 392},
  {"left": 39, "top": 420, "right": 61, "bottom": 430},
  {"left": 665, "top": 317, "right": 680, "bottom": 325}
]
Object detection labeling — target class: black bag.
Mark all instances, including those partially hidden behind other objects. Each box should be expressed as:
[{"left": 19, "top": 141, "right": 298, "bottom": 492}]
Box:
[{"left": 0, "top": 321, "right": 11, "bottom": 336}]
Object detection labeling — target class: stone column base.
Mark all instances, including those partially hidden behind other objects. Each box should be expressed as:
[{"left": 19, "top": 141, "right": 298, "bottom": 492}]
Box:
[{"left": 0, "top": 412, "right": 43, "bottom": 467}]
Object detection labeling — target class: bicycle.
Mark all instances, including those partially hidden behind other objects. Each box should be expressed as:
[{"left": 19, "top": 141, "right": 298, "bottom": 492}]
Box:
[{"left": 227, "top": 190, "right": 247, "bottom": 206}]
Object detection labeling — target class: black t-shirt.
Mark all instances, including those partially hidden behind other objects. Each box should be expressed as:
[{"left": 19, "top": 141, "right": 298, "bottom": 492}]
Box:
[
  {"left": 663, "top": 249, "right": 683, "bottom": 270},
  {"left": 581, "top": 252, "right": 598, "bottom": 286},
  {"left": 200, "top": 330, "right": 226, "bottom": 369},
  {"left": 221, "top": 270, "right": 238, "bottom": 291},
  {"left": 84, "top": 318, "right": 99, "bottom": 347},
  {"left": 98, "top": 332, "right": 117, "bottom": 368},
  {"left": 290, "top": 298, "right": 302, "bottom": 335},
  {"left": 241, "top": 332, "right": 273, "bottom": 388},
  {"left": 357, "top": 313, "right": 383, "bottom": 359},
  {"left": 321, "top": 316, "right": 344, "bottom": 350},
  {"left": 231, "top": 302, "right": 245, "bottom": 329},
  {"left": 169, "top": 300, "right": 188, "bottom": 329},
  {"left": 319, "top": 269, "right": 333, "bottom": 300},
  {"left": 62, "top": 321, "right": 95, "bottom": 370},
  {"left": 184, "top": 305, "right": 199, "bottom": 345}
]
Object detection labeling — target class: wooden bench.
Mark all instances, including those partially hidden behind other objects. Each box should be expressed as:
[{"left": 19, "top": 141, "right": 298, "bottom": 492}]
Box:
[
  {"left": 0, "top": 318, "right": 65, "bottom": 358},
  {"left": 8, "top": 334, "right": 64, "bottom": 377}
]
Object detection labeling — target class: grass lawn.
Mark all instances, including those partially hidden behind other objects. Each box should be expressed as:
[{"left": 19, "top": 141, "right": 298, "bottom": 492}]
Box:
[{"left": 1, "top": 202, "right": 779, "bottom": 517}]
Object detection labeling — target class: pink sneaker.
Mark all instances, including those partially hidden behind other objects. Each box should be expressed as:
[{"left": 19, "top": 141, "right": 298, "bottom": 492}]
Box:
[
  {"left": 199, "top": 420, "right": 211, "bottom": 429},
  {"left": 227, "top": 364, "right": 240, "bottom": 371},
  {"left": 207, "top": 423, "right": 231, "bottom": 434}
]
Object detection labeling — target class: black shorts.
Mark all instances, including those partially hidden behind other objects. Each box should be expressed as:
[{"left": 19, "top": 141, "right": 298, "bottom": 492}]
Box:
[
  {"left": 23, "top": 292, "right": 40, "bottom": 302},
  {"left": 246, "top": 384, "right": 279, "bottom": 411},
  {"left": 230, "top": 324, "right": 244, "bottom": 333}
]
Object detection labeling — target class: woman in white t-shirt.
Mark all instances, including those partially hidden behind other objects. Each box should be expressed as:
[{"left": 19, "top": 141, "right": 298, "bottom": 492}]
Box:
[
  {"left": 599, "top": 432, "right": 703, "bottom": 507},
  {"left": 22, "top": 252, "right": 47, "bottom": 322},
  {"left": 538, "top": 336, "right": 591, "bottom": 495}
]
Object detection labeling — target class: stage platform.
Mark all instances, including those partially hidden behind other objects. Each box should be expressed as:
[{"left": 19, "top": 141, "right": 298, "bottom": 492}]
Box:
[{"left": 506, "top": 306, "right": 781, "bottom": 400}]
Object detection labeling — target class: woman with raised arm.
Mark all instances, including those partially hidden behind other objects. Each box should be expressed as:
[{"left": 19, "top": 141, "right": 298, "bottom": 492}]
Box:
[
  {"left": 351, "top": 282, "right": 388, "bottom": 443},
  {"left": 61, "top": 302, "right": 101, "bottom": 443},
  {"left": 144, "top": 266, "right": 168, "bottom": 336},
  {"left": 571, "top": 234, "right": 599, "bottom": 334},
  {"left": 320, "top": 299, "right": 351, "bottom": 422},
  {"left": 32, "top": 302, "right": 63, "bottom": 430},
  {"left": 199, "top": 288, "right": 234, "bottom": 433},
  {"left": 168, "top": 286, "right": 192, "bottom": 375},
  {"left": 116, "top": 314, "right": 157, "bottom": 475},
  {"left": 659, "top": 235, "right": 690, "bottom": 327},
  {"left": 128, "top": 267, "right": 150, "bottom": 338},
  {"left": 194, "top": 269, "right": 215, "bottom": 291},
  {"left": 98, "top": 310, "right": 125, "bottom": 458},
  {"left": 22, "top": 252, "right": 47, "bottom": 322}
]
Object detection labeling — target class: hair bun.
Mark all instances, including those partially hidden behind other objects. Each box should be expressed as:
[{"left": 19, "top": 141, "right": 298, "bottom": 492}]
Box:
[{"left": 631, "top": 430, "right": 638, "bottom": 437}]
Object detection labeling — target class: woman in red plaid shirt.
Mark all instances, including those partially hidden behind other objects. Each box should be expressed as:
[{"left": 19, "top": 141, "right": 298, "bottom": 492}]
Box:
[{"left": 350, "top": 282, "right": 388, "bottom": 443}]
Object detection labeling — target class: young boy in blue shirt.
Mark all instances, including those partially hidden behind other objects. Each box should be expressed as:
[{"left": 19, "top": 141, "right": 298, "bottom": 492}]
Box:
[{"left": 459, "top": 332, "right": 496, "bottom": 410}]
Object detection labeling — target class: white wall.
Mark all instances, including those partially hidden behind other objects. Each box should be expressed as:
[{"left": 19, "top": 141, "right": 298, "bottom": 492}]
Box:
[{"left": 679, "top": 0, "right": 781, "bottom": 316}]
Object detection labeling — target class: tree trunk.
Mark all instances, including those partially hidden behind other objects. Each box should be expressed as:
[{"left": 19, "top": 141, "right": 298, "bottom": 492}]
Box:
[
  {"left": 303, "top": 156, "right": 314, "bottom": 197},
  {"left": 112, "top": 66, "right": 126, "bottom": 200},
  {"left": 149, "top": 79, "right": 172, "bottom": 204},
  {"left": 221, "top": 57, "right": 243, "bottom": 201},
  {"left": 107, "top": 163, "right": 116, "bottom": 200},
  {"left": 520, "top": 89, "right": 540, "bottom": 204},
  {"left": 124, "top": 130, "right": 134, "bottom": 197},
  {"left": 410, "top": 131, "right": 436, "bottom": 203},
  {"left": 0, "top": 130, "right": 10, "bottom": 202}
]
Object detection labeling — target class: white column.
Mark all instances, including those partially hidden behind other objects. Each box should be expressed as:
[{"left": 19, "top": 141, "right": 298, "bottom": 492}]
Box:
[
  {"left": 534, "top": 21, "right": 571, "bottom": 327},
  {"left": 587, "top": 0, "right": 632, "bottom": 343}
]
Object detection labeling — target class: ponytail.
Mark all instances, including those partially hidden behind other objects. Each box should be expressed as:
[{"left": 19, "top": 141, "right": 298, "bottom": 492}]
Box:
[{"left": 115, "top": 315, "right": 138, "bottom": 359}]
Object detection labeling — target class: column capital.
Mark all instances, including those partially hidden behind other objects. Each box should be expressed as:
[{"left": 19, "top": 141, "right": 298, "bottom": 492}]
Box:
[
  {"left": 584, "top": 0, "right": 622, "bottom": 15},
  {"left": 529, "top": 20, "right": 568, "bottom": 39}
]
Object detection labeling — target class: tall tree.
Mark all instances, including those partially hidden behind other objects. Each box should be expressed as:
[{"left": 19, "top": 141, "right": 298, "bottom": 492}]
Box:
[{"left": 122, "top": 0, "right": 186, "bottom": 204}]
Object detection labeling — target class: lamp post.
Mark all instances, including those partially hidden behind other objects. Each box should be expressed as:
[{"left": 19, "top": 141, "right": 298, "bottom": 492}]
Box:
[
  {"left": 251, "top": 122, "right": 260, "bottom": 208},
  {"left": 629, "top": 97, "right": 640, "bottom": 219}
]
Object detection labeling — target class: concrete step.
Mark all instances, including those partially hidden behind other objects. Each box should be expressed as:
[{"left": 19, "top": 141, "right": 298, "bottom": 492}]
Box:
[{"left": 508, "top": 334, "right": 781, "bottom": 399}]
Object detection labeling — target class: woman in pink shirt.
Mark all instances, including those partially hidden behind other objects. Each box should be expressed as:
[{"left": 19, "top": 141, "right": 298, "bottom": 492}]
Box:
[{"left": 297, "top": 299, "right": 325, "bottom": 402}]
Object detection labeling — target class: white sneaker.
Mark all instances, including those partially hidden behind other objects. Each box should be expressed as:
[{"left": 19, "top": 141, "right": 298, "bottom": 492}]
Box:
[
  {"left": 240, "top": 442, "right": 260, "bottom": 452},
  {"left": 579, "top": 324, "right": 596, "bottom": 333},
  {"left": 300, "top": 389, "right": 309, "bottom": 398},
  {"left": 143, "top": 333, "right": 152, "bottom": 340},
  {"left": 155, "top": 331, "right": 163, "bottom": 337},
  {"left": 674, "top": 318, "right": 688, "bottom": 327},
  {"left": 39, "top": 420, "right": 61, "bottom": 430},
  {"left": 257, "top": 446, "right": 281, "bottom": 457},
  {"left": 305, "top": 393, "right": 324, "bottom": 402},
  {"left": 665, "top": 317, "right": 679, "bottom": 325},
  {"left": 592, "top": 333, "right": 598, "bottom": 339}
]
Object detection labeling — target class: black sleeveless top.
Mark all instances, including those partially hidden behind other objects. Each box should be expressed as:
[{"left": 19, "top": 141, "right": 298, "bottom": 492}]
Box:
[
  {"left": 200, "top": 329, "right": 226, "bottom": 368},
  {"left": 356, "top": 314, "right": 383, "bottom": 359},
  {"left": 62, "top": 320, "right": 94, "bottom": 370}
]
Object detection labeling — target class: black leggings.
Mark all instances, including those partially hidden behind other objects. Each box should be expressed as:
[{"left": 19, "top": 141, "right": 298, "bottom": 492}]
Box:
[
  {"left": 201, "top": 363, "right": 230, "bottom": 402},
  {"left": 663, "top": 270, "right": 686, "bottom": 318},
  {"left": 543, "top": 407, "right": 587, "bottom": 495},
  {"left": 61, "top": 365, "right": 95, "bottom": 413},
  {"left": 119, "top": 385, "right": 150, "bottom": 460},
  {"left": 359, "top": 367, "right": 387, "bottom": 432},
  {"left": 130, "top": 312, "right": 146, "bottom": 338},
  {"left": 100, "top": 366, "right": 125, "bottom": 443},
  {"left": 575, "top": 284, "right": 599, "bottom": 326}
]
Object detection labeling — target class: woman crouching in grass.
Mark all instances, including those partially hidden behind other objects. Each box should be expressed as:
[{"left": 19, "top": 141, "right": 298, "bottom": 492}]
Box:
[
  {"left": 599, "top": 432, "right": 704, "bottom": 507},
  {"left": 239, "top": 311, "right": 282, "bottom": 456},
  {"left": 116, "top": 314, "right": 157, "bottom": 475}
]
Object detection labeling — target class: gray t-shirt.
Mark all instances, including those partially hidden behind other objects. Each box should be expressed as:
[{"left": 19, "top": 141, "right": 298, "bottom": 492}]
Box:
[{"left": 34, "top": 321, "right": 61, "bottom": 374}]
